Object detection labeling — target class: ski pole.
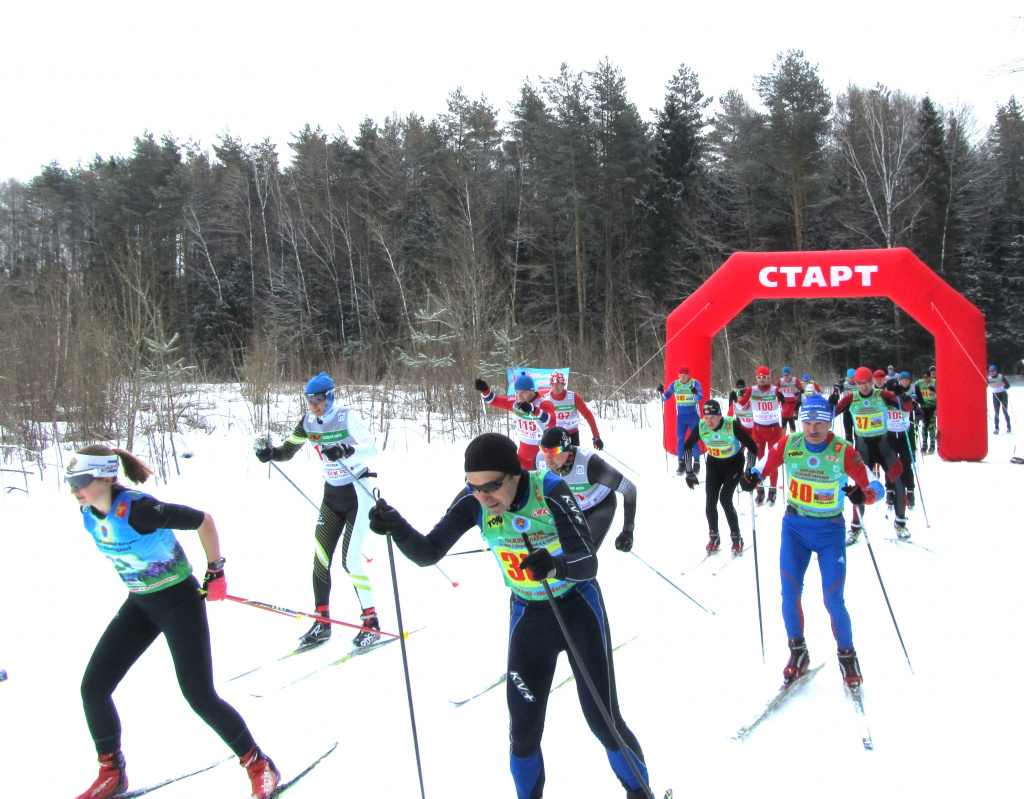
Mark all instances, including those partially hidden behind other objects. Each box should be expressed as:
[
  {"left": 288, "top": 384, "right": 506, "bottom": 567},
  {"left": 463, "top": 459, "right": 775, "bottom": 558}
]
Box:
[
  {"left": 749, "top": 490, "right": 765, "bottom": 664},
  {"left": 268, "top": 460, "right": 372, "bottom": 562},
  {"left": 447, "top": 547, "right": 489, "bottom": 556},
  {"left": 601, "top": 449, "right": 639, "bottom": 475},
  {"left": 336, "top": 459, "right": 456, "bottom": 588},
  {"left": 374, "top": 488, "right": 427, "bottom": 799},
  {"left": 860, "top": 521, "right": 914, "bottom": 673},
  {"left": 522, "top": 537, "right": 654, "bottom": 799},
  {"left": 222, "top": 594, "right": 402, "bottom": 638},
  {"left": 630, "top": 551, "right": 714, "bottom": 614}
]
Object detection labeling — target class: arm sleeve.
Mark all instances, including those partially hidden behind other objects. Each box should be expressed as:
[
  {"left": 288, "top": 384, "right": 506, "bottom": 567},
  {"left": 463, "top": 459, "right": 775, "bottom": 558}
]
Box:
[
  {"left": 388, "top": 489, "right": 480, "bottom": 566},
  {"left": 345, "top": 411, "right": 378, "bottom": 460},
  {"left": 843, "top": 445, "right": 873, "bottom": 489},
  {"left": 277, "top": 419, "right": 309, "bottom": 460},
  {"left": 128, "top": 497, "right": 206, "bottom": 535},
  {"left": 486, "top": 393, "right": 517, "bottom": 412},
  {"left": 755, "top": 434, "right": 790, "bottom": 476},
  {"left": 542, "top": 473, "right": 598, "bottom": 582},
  {"left": 536, "top": 399, "right": 556, "bottom": 428},
  {"left": 833, "top": 393, "right": 853, "bottom": 414},
  {"left": 735, "top": 423, "right": 758, "bottom": 455},
  {"left": 740, "top": 387, "right": 753, "bottom": 405},
  {"left": 573, "top": 394, "right": 600, "bottom": 437},
  {"left": 694, "top": 380, "right": 704, "bottom": 403},
  {"left": 588, "top": 457, "right": 636, "bottom": 527},
  {"left": 662, "top": 385, "right": 674, "bottom": 402}
]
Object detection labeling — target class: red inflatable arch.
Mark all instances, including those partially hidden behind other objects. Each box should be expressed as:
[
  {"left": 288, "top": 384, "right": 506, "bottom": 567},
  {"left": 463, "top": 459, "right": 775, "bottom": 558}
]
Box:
[{"left": 663, "top": 248, "right": 987, "bottom": 462}]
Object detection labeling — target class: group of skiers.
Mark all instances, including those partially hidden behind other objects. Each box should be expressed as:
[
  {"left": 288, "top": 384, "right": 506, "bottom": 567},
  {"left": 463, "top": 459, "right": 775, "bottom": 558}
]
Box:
[{"left": 65, "top": 361, "right": 1012, "bottom": 799}]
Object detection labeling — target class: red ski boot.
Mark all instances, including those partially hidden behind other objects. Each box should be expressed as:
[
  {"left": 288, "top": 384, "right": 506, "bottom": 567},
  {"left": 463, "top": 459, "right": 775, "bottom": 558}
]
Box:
[
  {"left": 705, "top": 531, "right": 721, "bottom": 552},
  {"left": 75, "top": 750, "right": 127, "bottom": 799},
  {"left": 241, "top": 745, "right": 280, "bottom": 799}
]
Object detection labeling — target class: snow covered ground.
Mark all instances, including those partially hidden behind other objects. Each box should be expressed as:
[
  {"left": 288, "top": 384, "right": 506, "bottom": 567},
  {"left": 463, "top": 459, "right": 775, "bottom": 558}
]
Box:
[{"left": 1, "top": 387, "right": 1021, "bottom": 798}]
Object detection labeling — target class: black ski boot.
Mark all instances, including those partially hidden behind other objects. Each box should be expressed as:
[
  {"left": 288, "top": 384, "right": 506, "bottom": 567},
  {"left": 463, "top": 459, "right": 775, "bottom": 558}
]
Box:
[
  {"left": 352, "top": 608, "right": 381, "bottom": 647},
  {"left": 706, "top": 530, "right": 721, "bottom": 553},
  {"left": 730, "top": 531, "right": 744, "bottom": 554},
  {"left": 838, "top": 647, "right": 863, "bottom": 687},
  {"left": 755, "top": 485, "right": 765, "bottom": 506},
  {"left": 783, "top": 637, "right": 809, "bottom": 684},
  {"left": 767, "top": 486, "right": 777, "bottom": 506},
  {"left": 298, "top": 618, "right": 331, "bottom": 648}
]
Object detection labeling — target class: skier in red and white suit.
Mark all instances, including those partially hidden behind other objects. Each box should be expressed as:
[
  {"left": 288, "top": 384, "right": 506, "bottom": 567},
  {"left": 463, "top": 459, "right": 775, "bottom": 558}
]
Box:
[
  {"left": 475, "top": 372, "right": 556, "bottom": 470},
  {"left": 546, "top": 370, "right": 603, "bottom": 450},
  {"left": 775, "top": 366, "right": 805, "bottom": 432},
  {"left": 738, "top": 366, "right": 785, "bottom": 505}
]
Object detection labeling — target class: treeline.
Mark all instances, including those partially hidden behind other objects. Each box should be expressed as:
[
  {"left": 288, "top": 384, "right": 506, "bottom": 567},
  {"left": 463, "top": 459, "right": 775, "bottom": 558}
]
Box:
[{"left": 1, "top": 50, "right": 1022, "bottom": 447}]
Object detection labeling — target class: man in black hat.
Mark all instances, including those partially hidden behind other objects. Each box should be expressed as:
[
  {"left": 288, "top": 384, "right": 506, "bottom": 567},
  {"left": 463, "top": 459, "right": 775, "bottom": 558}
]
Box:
[
  {"left": 682, "top": 399, "right": 757, "bottom": 554},
  {"left": 536, "top": 426, "right": 635, "bottom": 552},
  {"left": 368, "top": 432, "right": 651, "bottom": 799}
]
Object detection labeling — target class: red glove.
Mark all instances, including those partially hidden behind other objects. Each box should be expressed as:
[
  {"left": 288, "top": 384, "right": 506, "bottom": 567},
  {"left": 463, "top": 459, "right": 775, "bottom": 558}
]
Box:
[{"left": 202, "top": 561, "right": 226, "bottom": 601}]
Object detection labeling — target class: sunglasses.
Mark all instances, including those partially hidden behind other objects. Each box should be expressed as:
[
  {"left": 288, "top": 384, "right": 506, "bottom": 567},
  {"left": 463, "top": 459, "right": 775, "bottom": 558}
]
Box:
[
  {"left": 540, "top": 445, "right": 567, "bottom": 455},
  {"left": 306, "top": 392, "right": 329, "bottom": 403},
  {"left": 466, "top": 475, "right": 507, "bottom": 494},
  {"left": 65, "top": 473, "right": 98, "bottom": 488}
]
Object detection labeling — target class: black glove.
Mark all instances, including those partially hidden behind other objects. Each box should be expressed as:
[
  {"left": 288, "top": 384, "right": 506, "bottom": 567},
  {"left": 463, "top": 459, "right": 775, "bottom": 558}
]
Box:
[
  {"left": 321, "top": 443, "right": 355, "bottom": 461},
  {"left": 729, "top": 390, "right": 738, "bottom": 403},
  {"left": 833, "top": 382, "right": 843, "bottom": 395},
  {"left": 614, "top": 525, "right": 634, "bottom": 552},
  {"left": 684, "top": 472, "right": 698, "bottom": 490},
  {"left": 656, "top": 383, "right": 664, "bottom": 394},
  {"left": 843, "top": 484, "right": 867, "bottom": 505},
  {"left": 691, "top": 385, "right": 698, "bottom": 395},
  {"left": 474, "top": 378, "right": 489, "bottom": 392},
  {"left": 739, "top": 469, "right": 762, "bottom": 492},
  {"left": 368, "top": 502, "right": 408, "bottom": 536},
  {"left": 520, "top": 548, "right": 557, "bottom": 581},
  {"left": 254, "top": 446, "right": 277, "bottom": 463},
  {"left": 592, "top": 436, "right": 604, "bottom": 450},
  {"left": 514, "top": 400, "right": 535, "bottom": 415}
]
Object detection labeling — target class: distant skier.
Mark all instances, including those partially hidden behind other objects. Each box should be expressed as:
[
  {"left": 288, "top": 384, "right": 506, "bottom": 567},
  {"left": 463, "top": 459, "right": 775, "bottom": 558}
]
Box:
[
  {"left": 67, "top": 446, "right": 279, "bottom": 799},
  {"left": 729, "top": 379, "right": 754, "bottom": 433},
  {"left": 885, "top": 379, "right": 918, "bottom": 511},
  {"left": 736, "top": 366, "right": 784, "bottom": 506},
  {"left": 255, "top": 371, "right": 382, "bottom": 648},
  {"left": 546, "top": 370, "right": 604, "bottom": 449},
  {"left": 536, "top": 426, "right": 635, "bottom": 552},
  {"left": 740, "top": 395, "right": 885, "bottom": 688},
  {"left": 915, "top": 368, "right": 938, "bottom": 453},
  {"left": 830, "top": 367, "right": 909, "bottom": 541},
  {"left": 988, "top": 364, "right": 1012, "bottom": 434},
  {"left": 682, "top": 399, "right": 758, "bottom": 554},
  {"left": 659, "top": 365, "right": 703, "bottom": 475},
  {"left": 368, "top": 433, "right": 652, "bottom": 799},
  {"left": 476, "top": 372, "right": 556, "bottom": 470},
  {"left": 775, "top": 366, "right": 804, "bottom": 432}
]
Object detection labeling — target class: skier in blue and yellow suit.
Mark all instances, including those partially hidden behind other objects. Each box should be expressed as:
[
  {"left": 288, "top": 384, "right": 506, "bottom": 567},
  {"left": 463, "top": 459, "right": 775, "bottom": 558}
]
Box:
[
  {"left": 368, "top": 433, "right": 651, "bottom": 799},
  {"left": 660, "top": 365, "right": 703, "bottom": 475}
]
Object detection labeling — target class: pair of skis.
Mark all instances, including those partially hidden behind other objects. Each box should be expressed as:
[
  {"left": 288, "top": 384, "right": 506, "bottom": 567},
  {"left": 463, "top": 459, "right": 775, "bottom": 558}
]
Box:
[
  {"left": 733, "top": 664, "right": 873, "bottom": 750},
  {"left": 120, "top": 742, "right": 338, "bottom": 797},
  {"left": 248, "top": 629, "right": 422, "bottom": 697}
]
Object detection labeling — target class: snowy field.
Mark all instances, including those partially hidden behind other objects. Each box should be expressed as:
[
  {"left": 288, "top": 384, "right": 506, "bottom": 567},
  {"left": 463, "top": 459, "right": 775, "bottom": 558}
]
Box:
[{"left": 1, "top": 387, "right": 1021, "bottom": 798}]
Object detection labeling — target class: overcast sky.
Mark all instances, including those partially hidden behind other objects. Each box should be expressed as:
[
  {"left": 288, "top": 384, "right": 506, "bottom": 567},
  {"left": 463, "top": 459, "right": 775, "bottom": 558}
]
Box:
[{"left": 3, "top": 1, "right": 1021, "bottom": 182}]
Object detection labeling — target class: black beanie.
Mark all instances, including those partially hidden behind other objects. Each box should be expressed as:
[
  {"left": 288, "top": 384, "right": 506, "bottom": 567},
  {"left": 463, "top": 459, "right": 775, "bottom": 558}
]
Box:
[{"left": 464, "top": 433, "right": 521, "bottom": 475}]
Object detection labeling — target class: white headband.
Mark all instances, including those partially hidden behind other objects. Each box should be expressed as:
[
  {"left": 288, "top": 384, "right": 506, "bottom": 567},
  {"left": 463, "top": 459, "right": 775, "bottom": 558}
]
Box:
[{"left": 66, "top": 453, "right": 119, "bottom": 478}]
